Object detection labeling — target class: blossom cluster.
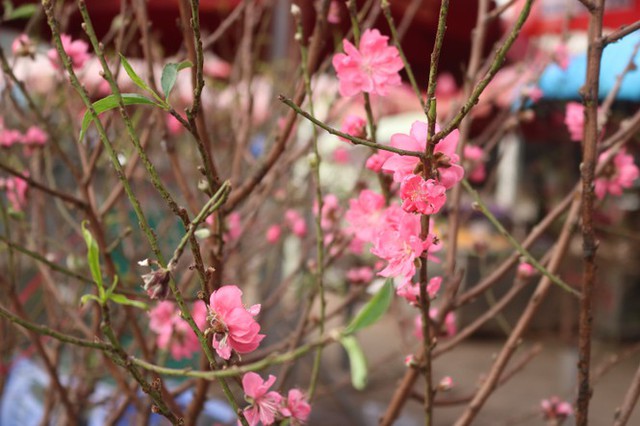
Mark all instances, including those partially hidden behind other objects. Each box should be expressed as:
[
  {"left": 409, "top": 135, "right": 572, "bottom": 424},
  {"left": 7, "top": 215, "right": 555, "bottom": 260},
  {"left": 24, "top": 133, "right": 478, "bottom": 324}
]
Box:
[
  {"left": 240, "top": 372, "right": 311, "bottom": 426},
  {"left": 148, "top": 285, "right": 264, "bottom": 361},
  {"left": 0, "top": 118, "right": 47, "bottom": 152}
]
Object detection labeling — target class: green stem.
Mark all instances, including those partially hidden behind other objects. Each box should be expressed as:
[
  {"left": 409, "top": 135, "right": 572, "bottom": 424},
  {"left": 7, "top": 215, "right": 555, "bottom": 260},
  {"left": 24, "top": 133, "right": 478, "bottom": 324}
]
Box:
[
  {"left": 294, "top": 8, "right": 326, "bottom": 399},
  {"left": 461, "top": 179, "right": 581, "bottom": 297}
]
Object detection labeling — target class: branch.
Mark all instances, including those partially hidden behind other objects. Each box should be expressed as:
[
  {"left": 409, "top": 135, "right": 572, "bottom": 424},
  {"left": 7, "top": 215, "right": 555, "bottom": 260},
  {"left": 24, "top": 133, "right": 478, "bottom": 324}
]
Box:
[{"left": 279, "top": 96, "right": 426, "bottom": 159}]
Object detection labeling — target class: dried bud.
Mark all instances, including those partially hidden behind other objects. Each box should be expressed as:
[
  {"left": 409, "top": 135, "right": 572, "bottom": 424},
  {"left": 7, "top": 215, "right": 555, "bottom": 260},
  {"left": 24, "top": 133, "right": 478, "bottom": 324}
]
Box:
[{"left": 141, "top": 268, "right": 171, "bottom": 300}]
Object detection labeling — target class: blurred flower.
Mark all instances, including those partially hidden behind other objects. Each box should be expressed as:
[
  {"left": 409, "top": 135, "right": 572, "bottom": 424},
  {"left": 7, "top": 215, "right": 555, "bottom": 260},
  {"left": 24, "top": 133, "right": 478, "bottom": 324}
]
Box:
[
  {"left": 346, "top": 266, "right": 374, "bottom": 284},
  {"left": 517, "top": 262, "right": 535, "bottom": 279},
  {"left": 564, "top": 102, "right": 584, "bottom": 142},
  {"left": 332, "top": 146, "right": 351, "bottom": 164},
  {"left": 541, "top": 396, "right": 573, "bottom": 422},
  {"left": 266, "top": 225, "right": 282, "bottom": 244},
  {"left": 280, "top": 389, "right": 311, "bottom": 425},
  {"left": 365, "top": 149, "right": 393, "bottom": 173},
  {"left": 327, "top": 0, "right": 341, "bottom": 24},
  {"left": 464, "top": 145, "right": 486, "bottom": 183},
  {"left": 332, "top": 29, "right": 403, "bottom": 97},
  {"left": 47, "top": 34, "right": 90, "bottom": 71},
  {"left": 0, "top": 174, "right": 29, "bottom": 211},
  {"left": 285, "top": 209, "right": 307, "bottom": 238},
  {"left": 12, "top": 34, "right": 35, "bottom": 58},
  {"left": 339, "top": 115, "right": 366, "bottom": 143},
  {"left": 594, "top": 148, "right": 639, "bottom": 199},
  {"left": 437, "top": 376, "right": 454, "bottom": 391},
  {"left": 149, "top": 301, "right": 206, "bottom": 360}
]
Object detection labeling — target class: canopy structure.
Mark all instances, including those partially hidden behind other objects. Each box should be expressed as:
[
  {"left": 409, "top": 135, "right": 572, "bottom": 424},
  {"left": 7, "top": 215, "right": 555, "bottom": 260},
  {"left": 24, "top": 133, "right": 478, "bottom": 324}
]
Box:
[{"left": 539, "top": 31, "right": 640, "bottom": 101}]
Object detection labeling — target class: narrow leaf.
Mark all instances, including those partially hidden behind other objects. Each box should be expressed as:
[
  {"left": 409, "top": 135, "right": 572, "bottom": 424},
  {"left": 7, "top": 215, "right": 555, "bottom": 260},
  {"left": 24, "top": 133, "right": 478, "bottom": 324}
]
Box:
[
  {"left": 344, "top": 278, "right": 394, "bottom": 335},
  {"left": 79, "top": 93, "right": 162, "bottom": 141},
  {"left": 106, "top": 275, "right": 119, "bottom": 298},
  {"left": 119, "top": 54, "right": 152, "bottom": 93},
  {"left": 6, "top": 3, "right": 37, "bottom": 20},
  {"left": 80, "top": 294, "right": 102, "bottom": 306},
  {"left": 161, "top": 61, "right": 192, "bottom": 99},
  {"left": 340, "top": 336, "right": 368, "bottom": 390},
  {"left": 81, "top": 221, "right": 103, "bottom": 291},
  {"left": 109, "top": 293, "right": 148, "bottom": 310}
]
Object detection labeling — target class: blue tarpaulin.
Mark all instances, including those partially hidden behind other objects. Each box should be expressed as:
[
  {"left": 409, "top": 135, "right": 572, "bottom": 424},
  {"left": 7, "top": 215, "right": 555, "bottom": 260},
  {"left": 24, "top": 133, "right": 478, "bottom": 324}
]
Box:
[{"left": 539, "top": 31, "right": 640, "bottom": 101}]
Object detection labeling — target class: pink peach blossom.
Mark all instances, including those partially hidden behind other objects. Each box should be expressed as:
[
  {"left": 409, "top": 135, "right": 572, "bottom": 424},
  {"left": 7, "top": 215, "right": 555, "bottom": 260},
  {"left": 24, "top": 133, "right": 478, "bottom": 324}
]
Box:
[
  {"left": 594, "top": 148, "right": 639, "bottom": 199},
  {"left": 564, "top": 102, "right": 584, "bottom": 142},
  {"left": 280, "top": 388, "right": 311, "bottom": 425},
  {"left": 266, "top": 225, "right": 282, "bottom": 243},
  {"left": 339, "top": 115, "right": 366, "bottom": 143},
  {"left": 517, "top": 262, "right": 535, "bottom": 279},
  {"left": 541, "top": 396, "right": 573, "bottom": 421},
  {"left": 464, "top": 145, "right": 486, "bottom": 183},
  {"left": 148, "top": 301, "right": 206, "bottom": 360},
  {"left": 332, "top": 29, "right": 404, "bottom": 97},
  {"left": 400, "top": 174, "right": 447, "bottom": 215},
  {"left": 396, "top": 276, "right": 442, "bottom": 304},
  {"left": 0, "top": 174, "right": 28, "bottom": 211},
  {"left": 48, "top": 34, "right": 90, "bottom": 71},
  {"left": 371, "top": 212, "right": 433, "bottom": 283},
  {"left": 327, "top": 0, "right": 341, "bottom": 24},
  {"left": 208, "top": 285, "right": 264, "bottom": 360},
  {"left": 414, "top": 309, "right": 456, "bottom": 339},
  {"left": 382, "top": 121, "right": 464, "bottom": 189},
  {"left": 285, "top": 209, "right": 307, "bottom": 237},
  {"left": 346, "top": 266, "right": 374, "bottom": 284},
  {"left": 365, "top": 149, "right": 393, "bottom": 173},
  {"left": 345, "top": 189, "right": 386, "bottom": 244},
  {"left": 12, "top": 34, "right": 35, "bottom": 58},
  {"left": 435, "top": 73, "right": 457, "bottom": 98},
  {"left": 21, "top": 126, "right": 48, "bottom": 151},
  {"left": 241, "top": 373, "right": 282, "bottom": 426},
  {"left": 332, "top": 146, "right": 351, "bottom": 164}
]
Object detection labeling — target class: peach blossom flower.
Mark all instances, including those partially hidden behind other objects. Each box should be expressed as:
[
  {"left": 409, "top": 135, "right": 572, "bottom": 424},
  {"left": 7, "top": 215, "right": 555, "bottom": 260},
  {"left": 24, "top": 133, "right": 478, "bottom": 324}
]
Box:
[
  {"left": 594, "top": 148, "right": 639, "bottom": 199},
  {"left": 339, "top": 115, "right": 366, "bottom": 143},
  {"left": 148, "top": 301, "right": 207, "bottom": 360},
  {"left": 12, "top": 34, "right": 35, "bottom": 58},
  {"left": 241, "top": 373, "right": 282, "bottom": 426},
  {"left": 208, "top": 285, "right": 264, "bottom": 360},
  {"left": 266, "top": 225, "right": 282, "bottom": 244},
  {"left": 280, "top": 389, "right": 311, "bottom": 425},
  {"left": 464, "top": 145, "right": 486, "bottom": 183},
  {"left": 564, "top": 102, "right": 584, "bottom": 142},
  {"left": 332, "top": 29, "right": 403, "bottom": 97},
  {"left": 382, "top": 121, "right": 464, "bottom": 189},
  {"left": 47, "top": 34, "right": 90, "bottom": 70},
  {"left": 400, "top": 175, "right": 447, "bottom": 215}
]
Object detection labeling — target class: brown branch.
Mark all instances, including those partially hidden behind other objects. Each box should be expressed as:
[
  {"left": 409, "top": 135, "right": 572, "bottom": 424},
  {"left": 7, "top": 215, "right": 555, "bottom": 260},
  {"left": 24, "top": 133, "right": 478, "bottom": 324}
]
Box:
[
  {"left": 577, "top": 2, "right": 605, "bottom": 424},
  {"left": 601, "top": 20, "right": 640, "bottom": 46}
]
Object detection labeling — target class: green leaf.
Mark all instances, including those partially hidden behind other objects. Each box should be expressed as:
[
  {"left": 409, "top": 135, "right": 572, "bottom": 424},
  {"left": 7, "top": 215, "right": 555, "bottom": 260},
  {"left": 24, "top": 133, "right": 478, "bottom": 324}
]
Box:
[
  {"left": 106, "top": 275, "right": 119, "bottom": 298},
  {"left": 6, "top": 3, "right": 37, "bottom": 20},
  {"left": 340, "top": 336, "right": 368, "bottom": 390},
  {"left": 344, "top": 278, "right": 394, "bottom": 335},
  {"left": 161, "top": 61, "right": 193, "bottom": 100},
  {"left": 108, "top": 293, "right": 148, "bottom": 310},
  {"left": 81, "top": 221, "right": 103, "bottom": 293},
  {"left": 119, "top": 54, "right": 152, "bottom": 94},
  {"left": 79, "top": 93, "right": 162, "bottom": 142},
  {"left": 80, "top": 294, "right": 102, "bottom": 306}
]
